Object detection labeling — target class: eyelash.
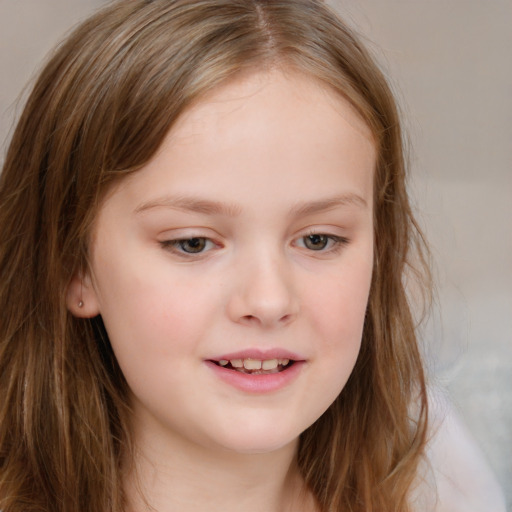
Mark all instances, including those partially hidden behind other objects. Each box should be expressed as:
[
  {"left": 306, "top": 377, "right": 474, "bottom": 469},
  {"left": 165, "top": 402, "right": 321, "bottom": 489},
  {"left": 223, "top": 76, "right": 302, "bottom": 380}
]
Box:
[
  {"left": 296, "top": 232, "right": 350, "bottom": 254},
  {"left": 160, "top": 232, "right": 349, "bottom": 258},
  {"left": 160, "top": 237, "right": 217, "bottom": 257}
]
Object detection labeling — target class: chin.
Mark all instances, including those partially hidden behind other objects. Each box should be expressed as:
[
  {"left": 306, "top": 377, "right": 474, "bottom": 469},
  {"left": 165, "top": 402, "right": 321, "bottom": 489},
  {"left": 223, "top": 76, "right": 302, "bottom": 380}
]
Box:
[
  {"left": 221, "top": 439, "right": 298, "bottom": 456},
  {"left": 210, "top": 424, "right": 301, "bottom": 456}
]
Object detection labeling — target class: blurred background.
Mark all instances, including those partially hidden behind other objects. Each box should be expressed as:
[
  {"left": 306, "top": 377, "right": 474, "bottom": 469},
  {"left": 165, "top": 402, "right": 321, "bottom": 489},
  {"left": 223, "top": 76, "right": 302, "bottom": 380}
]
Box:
[{"left": 1, "top": 0, "right": 510, "bottom": 507}]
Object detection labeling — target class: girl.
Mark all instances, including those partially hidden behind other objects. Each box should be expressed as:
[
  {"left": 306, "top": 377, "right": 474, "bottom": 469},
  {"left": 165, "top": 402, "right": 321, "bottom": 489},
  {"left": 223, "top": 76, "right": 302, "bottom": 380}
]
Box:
[{"left": 0, "top": 1, "right": 432, "bottom": 510}]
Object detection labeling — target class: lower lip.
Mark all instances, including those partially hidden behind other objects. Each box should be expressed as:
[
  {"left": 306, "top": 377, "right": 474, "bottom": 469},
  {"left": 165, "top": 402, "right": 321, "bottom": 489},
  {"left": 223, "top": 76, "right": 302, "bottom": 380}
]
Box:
[{"left": 205, "top": 360, "right": 304, "bottom": 393}]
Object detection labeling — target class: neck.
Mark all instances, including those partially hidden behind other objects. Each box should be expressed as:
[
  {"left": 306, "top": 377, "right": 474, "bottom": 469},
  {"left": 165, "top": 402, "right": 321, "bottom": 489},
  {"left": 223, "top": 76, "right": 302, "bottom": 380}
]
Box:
[{"left": 124, "top": 423, "right": 314, "bottom": 512}]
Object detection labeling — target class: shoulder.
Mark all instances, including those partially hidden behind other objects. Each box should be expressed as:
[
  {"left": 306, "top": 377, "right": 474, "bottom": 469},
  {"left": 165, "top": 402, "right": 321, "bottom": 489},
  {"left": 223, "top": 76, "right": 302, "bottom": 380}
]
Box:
[{"left": 411, "top": 387, "right": 506, "bottom": 512}]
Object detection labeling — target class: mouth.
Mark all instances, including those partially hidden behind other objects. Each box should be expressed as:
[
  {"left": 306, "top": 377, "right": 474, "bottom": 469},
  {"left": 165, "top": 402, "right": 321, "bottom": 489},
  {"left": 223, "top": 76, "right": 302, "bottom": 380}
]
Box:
[
  {"left": 206, "top": 352, "right": 304, "bottom": 392},
  {"left": 209, "top": 357, "right": 295, "bottom": 375}
]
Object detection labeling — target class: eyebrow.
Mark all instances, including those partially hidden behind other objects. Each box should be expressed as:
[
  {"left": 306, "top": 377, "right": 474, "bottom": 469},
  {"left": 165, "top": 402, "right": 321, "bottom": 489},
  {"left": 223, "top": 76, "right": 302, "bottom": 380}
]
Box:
[
  {"left": 135, "top": 196, "right": 243, "bottom": 216},
  {"left": 134, "top": 193, "right": 368, "bottom": 217},
  {"left": 290, "top": 194, "right": 368, "bottom": 216}
]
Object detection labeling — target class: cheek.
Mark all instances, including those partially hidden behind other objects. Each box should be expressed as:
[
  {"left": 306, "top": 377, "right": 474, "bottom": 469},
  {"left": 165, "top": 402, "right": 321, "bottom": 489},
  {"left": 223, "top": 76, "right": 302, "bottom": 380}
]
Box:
[
  {"left": 304, "top": 255, "right": 372, "bottom": 392},
  {"left": 289, "top": 261, "right": 372, "bottom": 433},
  {"left": 96, "top": 277, "right": 213, "bottom": 403},
  {"left": 311, "top": 260, "right": 372, "bottom": 340},
  {"left": 92, "top": 254, "right": 226, "bottom": 384}
]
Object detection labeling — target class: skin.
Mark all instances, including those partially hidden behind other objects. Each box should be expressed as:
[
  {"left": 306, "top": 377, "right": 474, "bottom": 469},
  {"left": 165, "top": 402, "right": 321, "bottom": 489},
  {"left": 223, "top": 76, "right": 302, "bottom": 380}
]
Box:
[{"left": 68, "top": 69, "right": 376, "bottom": 512}]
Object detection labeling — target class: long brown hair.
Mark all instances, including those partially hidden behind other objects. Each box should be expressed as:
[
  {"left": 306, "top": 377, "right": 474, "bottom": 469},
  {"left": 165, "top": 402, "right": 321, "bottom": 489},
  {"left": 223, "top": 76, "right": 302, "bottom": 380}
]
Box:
[{"left": 0, "top": 1, "right": 429, "bottom": 510}]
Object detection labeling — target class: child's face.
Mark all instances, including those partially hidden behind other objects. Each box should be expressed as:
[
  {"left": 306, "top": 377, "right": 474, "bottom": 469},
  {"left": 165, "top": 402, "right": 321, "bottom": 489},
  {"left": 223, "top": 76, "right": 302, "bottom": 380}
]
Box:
[{"left": 80, "top": 70, "right": 375, "bottom": 455}]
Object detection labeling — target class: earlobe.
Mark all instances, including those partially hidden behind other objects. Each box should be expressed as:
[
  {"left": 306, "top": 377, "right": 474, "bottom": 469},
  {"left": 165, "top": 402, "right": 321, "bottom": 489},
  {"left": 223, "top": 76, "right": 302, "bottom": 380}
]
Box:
[{"left": 66, "top": 272, "right": 101, "bottom": 318}]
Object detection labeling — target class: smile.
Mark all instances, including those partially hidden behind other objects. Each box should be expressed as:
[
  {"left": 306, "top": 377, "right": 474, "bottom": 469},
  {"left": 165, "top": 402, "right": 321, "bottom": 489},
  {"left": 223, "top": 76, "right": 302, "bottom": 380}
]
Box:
[
  {"left": 212, "top": 358, "right": 293, "bottom": 374},
  {"left": 206, "top": 350, "right": 304, "bottom": 392}
]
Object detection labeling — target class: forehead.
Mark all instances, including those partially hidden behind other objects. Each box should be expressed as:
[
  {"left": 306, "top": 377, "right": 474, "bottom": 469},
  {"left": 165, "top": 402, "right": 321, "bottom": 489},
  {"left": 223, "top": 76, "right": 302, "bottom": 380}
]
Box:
[{"left": 168, "top": 67, "right": 375, "bottom": 151}]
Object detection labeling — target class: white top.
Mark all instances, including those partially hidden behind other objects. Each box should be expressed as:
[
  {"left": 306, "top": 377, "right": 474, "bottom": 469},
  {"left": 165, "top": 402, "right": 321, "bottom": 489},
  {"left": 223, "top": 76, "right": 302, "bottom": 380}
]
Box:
[{"left": 412, "top": 388, "right": 506, "bottom": 511}]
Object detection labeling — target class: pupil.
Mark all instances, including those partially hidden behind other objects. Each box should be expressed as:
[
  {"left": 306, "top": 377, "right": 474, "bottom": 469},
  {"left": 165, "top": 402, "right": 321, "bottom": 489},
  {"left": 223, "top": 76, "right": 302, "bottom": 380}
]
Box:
[
  {"left": 181, "top": 238, "right": 206, "bottom": 253},
  {"left": 305, "top": 234, "right": 328, "bottom": 250}
]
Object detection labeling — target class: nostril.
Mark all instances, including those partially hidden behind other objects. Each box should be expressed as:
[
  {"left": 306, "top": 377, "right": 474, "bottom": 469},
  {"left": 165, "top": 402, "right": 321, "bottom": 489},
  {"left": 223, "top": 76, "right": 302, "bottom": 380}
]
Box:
[{"left": 241, "top": 312, "right": 295, "bottom": 325}]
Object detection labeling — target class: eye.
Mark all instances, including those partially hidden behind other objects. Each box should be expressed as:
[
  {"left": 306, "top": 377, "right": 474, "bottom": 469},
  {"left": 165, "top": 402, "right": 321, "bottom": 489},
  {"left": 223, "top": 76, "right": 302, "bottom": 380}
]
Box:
[
  {"left": 295, "top": 233, "right": 349, "bottom": 252},
  {"left": 162, "top": 237, "right": 214, "bottom": 254},
  {"left": 303, "top": 234, "right": 330, "bottom": 250}
]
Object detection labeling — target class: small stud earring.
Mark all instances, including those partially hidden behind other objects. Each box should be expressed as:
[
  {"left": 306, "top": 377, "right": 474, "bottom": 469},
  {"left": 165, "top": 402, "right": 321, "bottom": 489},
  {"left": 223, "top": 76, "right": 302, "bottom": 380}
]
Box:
[{"left": 78, "top": 280, "right": 84, "bottom": 308}]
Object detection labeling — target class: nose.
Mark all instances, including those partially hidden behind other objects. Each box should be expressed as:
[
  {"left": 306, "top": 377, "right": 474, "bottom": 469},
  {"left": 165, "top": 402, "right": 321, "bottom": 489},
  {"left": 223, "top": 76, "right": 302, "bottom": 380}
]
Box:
[{"left": 226, "top": 251, "right": 299, "bottom": 328}]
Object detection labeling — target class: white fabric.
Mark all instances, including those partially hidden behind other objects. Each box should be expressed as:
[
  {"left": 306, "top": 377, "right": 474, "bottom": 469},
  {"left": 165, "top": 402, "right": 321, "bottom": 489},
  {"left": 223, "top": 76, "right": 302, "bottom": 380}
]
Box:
[{"left": 412, "top": 388, "right": 506, "bottom": 511}]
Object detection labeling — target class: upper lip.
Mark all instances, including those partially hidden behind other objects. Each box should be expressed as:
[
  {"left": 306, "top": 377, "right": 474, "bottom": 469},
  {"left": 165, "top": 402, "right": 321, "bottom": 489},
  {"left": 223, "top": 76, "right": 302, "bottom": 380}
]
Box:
[{"left": 208, "top": 348, "right": 304, "bottom": 362}]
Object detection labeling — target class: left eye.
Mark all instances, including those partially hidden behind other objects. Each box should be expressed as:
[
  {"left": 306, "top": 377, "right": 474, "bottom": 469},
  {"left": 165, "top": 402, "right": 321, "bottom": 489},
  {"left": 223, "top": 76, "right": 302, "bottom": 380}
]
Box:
[
  {"left": 163, "top": 237, "right": 213, "bottom": 254},
  {"left": 296, "top": 234, "right": 346, "bottom": 251}
]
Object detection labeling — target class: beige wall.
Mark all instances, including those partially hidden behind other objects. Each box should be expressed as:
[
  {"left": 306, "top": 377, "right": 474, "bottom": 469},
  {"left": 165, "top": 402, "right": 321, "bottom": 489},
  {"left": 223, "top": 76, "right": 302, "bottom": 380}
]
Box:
[{"left": 1, "top": 0, "right": 511, "bottom": 506}]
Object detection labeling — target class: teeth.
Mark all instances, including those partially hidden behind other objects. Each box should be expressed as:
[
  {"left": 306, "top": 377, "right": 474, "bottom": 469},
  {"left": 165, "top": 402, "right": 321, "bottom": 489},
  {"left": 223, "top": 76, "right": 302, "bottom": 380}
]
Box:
[
  {"left": 217, "top": 357, "right": 291, "bottom": 370},
  {"left": 243, "top": 359, "right": 262, "bottom": 370},
  {"left": 262, "top": 359, "right": 278, "bottom": 370}
]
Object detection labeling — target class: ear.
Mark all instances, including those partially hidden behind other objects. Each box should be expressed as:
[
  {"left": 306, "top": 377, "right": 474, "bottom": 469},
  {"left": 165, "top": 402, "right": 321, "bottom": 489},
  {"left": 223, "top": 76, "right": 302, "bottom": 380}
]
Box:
[{"left": 66, "top": 271, "right": 101, "bottom": 318}]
